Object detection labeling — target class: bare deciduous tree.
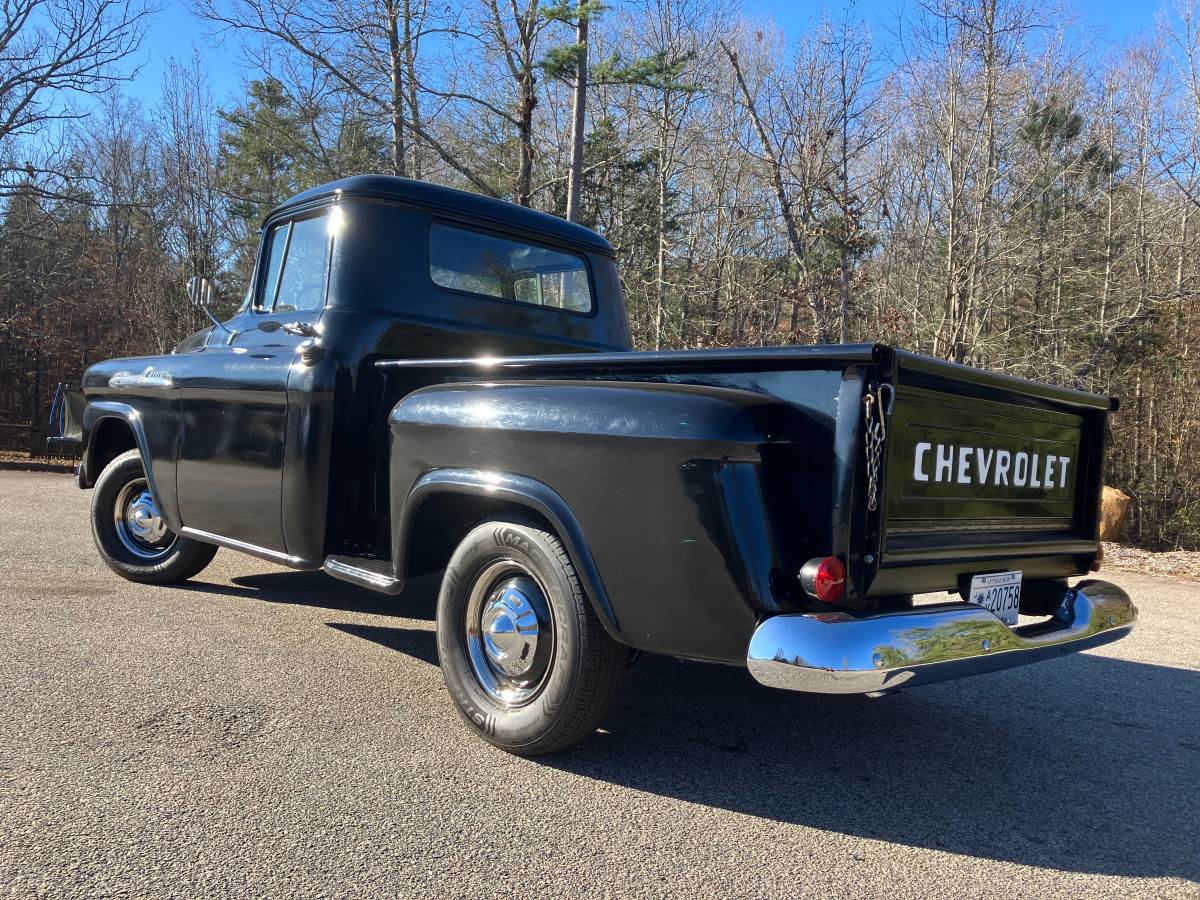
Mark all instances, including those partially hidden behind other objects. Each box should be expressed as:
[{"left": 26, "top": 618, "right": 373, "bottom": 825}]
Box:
[{"left": 0, "top": 0, "right": 152, "bottom": 191}]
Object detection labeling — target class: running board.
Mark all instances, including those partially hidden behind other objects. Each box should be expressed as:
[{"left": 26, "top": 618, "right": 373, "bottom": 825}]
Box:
[{"left": 323, "top": 555, "right": 403, "bottom": 594}]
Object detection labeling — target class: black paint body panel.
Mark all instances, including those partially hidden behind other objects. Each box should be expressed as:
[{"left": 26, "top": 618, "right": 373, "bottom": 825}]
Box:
[{"left": 387, "top": 378, "right": 849, "bottom": 662}]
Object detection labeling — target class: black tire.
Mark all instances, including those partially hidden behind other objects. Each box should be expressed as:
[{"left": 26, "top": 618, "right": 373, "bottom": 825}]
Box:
[
  {"left": 90, "top": 449, "right": 218, "bottom": 584},
  {"left": 436, "top": 515, "right": 626, "bottom": 755}
]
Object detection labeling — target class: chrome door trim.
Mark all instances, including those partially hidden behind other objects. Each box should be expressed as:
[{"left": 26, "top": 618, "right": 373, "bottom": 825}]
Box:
[{"left": 179, "top": 526, "right": 319, "bottom": 570}]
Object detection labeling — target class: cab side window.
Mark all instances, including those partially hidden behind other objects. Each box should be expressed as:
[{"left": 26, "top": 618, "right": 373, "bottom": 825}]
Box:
[
  {"left": 275, "top": 215, "right": 331, "bottom": 312},
  {"left": 256, "top": 212, "right": 332, "bottom": 313},
  {"left": 258, "top": 222, "right": 289, "bottom": 310}
]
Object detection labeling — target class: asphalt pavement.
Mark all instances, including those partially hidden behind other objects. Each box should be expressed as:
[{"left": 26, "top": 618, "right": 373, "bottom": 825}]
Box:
[{"left": 1, "top": 470, "right": 1197, "bottom": 898}]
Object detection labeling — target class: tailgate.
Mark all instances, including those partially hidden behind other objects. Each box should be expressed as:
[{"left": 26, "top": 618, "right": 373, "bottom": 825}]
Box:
[{"left": 868, "top": 351, "right": 1111, "bottom": 596}]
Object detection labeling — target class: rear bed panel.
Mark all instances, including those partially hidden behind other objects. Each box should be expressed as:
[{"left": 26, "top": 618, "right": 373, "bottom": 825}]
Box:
[
  {"left": 868, "top": 350, "right": 1111, "bottom": 597},
  {"left": 884, "top": 386, "right": 1083, "bottom": 533},
  {"left": 375, "top": 343, "right": 1113, "bottom": 612}
]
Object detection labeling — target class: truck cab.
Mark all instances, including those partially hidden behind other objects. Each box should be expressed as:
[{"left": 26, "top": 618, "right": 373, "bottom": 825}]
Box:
[
  {"left": 64, "top": 176, "right": 1137, "bottom": 755},
  {"left": 80, "top": 177, "right": 630, "bottom": 569}
]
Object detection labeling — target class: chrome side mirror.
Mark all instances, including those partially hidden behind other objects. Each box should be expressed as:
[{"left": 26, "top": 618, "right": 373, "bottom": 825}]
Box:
[
  {"left": 186, "top": 275, "right": 214, "bottom": 309},
  {"left": 186, "top": 275, "right": 232, "bottom": 334}
]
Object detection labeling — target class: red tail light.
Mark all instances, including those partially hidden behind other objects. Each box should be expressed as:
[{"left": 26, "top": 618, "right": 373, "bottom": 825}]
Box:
[{"left": 800, "top": 556, "right": 846, "bottom": 603}]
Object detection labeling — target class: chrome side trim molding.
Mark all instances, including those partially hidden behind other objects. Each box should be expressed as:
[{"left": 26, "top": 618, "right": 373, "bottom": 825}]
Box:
[
  {"left": 747, "top": 579, "right": 1137, "bottom": 695},
  {"left": 179, "top": 527, "right": 318, "bottom": 570}
]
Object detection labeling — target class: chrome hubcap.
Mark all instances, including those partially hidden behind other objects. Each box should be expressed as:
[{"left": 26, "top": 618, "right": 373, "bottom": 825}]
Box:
[
  {"left": 481, "top": 581, "right": 541, "bottom": 677},
  {"left": 127, "top": 492, "right": 167, "bottom": 544},
  {"left": 465, "top": 562, "right": 554, "bottom": 707},
  {"left": 113, "top": 478, "right": 176, "bottom": 561}
]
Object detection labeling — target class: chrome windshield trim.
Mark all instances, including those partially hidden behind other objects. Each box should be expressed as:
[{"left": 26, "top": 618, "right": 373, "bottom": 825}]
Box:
[{"left": 747, "top": 580, "right": 1137, "bottom": 695}]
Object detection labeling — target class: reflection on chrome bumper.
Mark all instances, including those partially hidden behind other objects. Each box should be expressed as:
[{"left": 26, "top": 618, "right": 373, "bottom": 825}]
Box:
[{"left": 747, "top": 580, "right": 1137, "bottom": 695}]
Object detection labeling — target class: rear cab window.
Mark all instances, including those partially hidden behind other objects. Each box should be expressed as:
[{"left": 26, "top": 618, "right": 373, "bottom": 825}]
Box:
[{"left": 429, "top": 223, "right": 593, "bottom": 314}]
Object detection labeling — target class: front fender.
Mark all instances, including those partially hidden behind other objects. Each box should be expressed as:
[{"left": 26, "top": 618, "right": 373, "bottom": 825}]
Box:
[
  {"left": 80, "top": 403, "right": 151, "bottom": 486},
  {"left": 79, "top": 355, "right": 184, "bottom": 532},
  {"left": 80, "top": 402, "right": 181, "bottom": 524}
]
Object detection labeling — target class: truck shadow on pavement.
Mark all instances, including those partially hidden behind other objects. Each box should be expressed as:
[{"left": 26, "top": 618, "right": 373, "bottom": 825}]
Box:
[
  {"left": 322, "top": 604, "right": 1199, "bottom": 881},
  {"left": 547, "top": 651, "right": 1200, "bottom": 881},
  {"left": 177, "top": 570, "right": 440, "bottom": 621},
  {"left": 324, "top": 622, "right": 441, "bottom": 666}
]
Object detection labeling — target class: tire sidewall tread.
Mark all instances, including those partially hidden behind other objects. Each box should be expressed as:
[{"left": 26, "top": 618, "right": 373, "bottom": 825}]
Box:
[
  {"left": 90, "top": 449, "right": 217, "bottom": 585},
  {"left": 437, "top": 516, "right": 625, "bottom": 755}
]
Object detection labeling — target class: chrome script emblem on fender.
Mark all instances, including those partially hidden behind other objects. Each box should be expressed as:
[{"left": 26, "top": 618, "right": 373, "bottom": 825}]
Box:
[{"left": 109, "top": 366, "right": 174, "bottom": 389}]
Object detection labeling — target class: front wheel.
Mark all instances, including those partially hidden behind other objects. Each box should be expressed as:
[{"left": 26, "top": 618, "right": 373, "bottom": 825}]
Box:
[
  {"left": 90, "top": 449, "right": 217, "bottom": 584},
  {"left": 436, "top": 516, "right": 626, "bottom": 755}
]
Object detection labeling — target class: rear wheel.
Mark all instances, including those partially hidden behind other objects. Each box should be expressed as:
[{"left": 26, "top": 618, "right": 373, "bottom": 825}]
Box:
[
  {"left": 436, "top": 516, "right": 626, "bottom": 755},
  {"left": 91, "top": 449, "right": 217, "bottom": 584}
]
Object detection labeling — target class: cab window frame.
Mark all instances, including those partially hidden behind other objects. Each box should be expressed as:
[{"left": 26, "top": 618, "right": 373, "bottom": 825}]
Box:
[
  {"left": 253, "top": 207, "right": 335, "bottom": 314},
  {"left": 426, "top": 218, "right": 598, "bottom": 318}
]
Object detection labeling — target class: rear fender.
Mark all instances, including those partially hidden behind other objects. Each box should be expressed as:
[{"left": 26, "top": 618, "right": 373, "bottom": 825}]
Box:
[
  {"left": 386, "top": 379, "right": 823, "bottom": 662},
  {"left": 396, "top": 468, "right": 622, "bottom": 639}
]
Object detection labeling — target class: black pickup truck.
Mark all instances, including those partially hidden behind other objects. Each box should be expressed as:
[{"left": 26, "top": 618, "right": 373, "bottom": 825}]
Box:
[{"left": 58, "top": 175, "right": 1137, "bottom": 754}]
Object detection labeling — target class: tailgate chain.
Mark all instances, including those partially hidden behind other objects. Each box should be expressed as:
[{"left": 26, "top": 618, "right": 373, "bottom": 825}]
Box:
[{"left": 863, "top": 383, "right": 894, "bottom": 512}]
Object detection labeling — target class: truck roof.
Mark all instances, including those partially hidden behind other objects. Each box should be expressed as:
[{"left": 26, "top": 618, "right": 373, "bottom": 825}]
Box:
[{"left": 272, "top": 175, "right": 615, "bottom": 255}]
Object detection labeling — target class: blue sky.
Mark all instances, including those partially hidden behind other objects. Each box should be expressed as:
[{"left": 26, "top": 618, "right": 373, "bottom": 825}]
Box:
[
  {"left": 123, "top": 0, "right": 1164, "bottom": 110},
  {"left": 742, "top": 0, "right": 1156, "bottom": 44}
]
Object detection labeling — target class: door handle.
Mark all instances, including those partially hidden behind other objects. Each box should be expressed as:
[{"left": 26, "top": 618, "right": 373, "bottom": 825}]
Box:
[{"left": 282, "top": 321, "right": 319, "bottom": 337}]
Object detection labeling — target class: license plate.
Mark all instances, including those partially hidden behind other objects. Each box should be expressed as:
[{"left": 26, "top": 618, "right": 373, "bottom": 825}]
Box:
[{"left": 968, "top": 571, "right": 1022, "bottom": 626}]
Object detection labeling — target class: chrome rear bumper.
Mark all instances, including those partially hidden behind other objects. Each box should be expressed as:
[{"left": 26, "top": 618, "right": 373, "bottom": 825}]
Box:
[{"left": 747, "top": 579, "right": 1137, "bottom": 695}]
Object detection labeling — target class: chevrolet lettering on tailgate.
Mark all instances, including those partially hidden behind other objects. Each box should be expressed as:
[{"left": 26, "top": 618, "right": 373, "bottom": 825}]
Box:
[
  {"left": 912, "top": 442, "right": 1071, "bottom": 491},
  {"left": 883, "top": 380, "right": 1085, "bottom": 537}
]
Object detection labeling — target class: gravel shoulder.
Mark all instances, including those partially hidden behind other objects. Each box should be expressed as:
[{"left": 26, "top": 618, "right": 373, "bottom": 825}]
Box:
[
  {"left": 1, "top": 471, "right": 1198, "bottom": 898},
  {"left": 1103, "top": 542, "right": 1200, "bottom": 582}
]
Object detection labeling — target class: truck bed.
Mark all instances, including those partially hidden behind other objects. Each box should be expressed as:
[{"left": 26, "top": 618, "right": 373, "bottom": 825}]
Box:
[{"left": 371, "top": 343, "right": 1110, "bottom": 616}]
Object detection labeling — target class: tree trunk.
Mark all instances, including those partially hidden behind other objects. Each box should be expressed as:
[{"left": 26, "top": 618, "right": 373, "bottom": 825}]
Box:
[
  {"left": 721, "top": 40, "right": 824, "bottom": 340},
  {"left": 516, "top": 77, "right": 535, "bottom": 206},
  {"left": 387, "top": 0, "right": 407, "bottom": 178},
  {"left": 654, "top": 97, "right": 668, "bottom": 350},
  {"left": 565, "top": 7, "right": 588, "bottom": 222},
  {"left": 838, "top": 246, "right": 851, "bottom": 343},
  {"left": 403, "top": 0, "right": 422, "bottom": 179},
  {"left": 837, "top": 40, "right": 852, "bottom": 344}
]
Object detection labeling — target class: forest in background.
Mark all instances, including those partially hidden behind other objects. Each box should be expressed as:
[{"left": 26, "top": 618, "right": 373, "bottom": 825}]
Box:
[{"left": 1, "top": 0, "right": 1197, "bottom": 548}]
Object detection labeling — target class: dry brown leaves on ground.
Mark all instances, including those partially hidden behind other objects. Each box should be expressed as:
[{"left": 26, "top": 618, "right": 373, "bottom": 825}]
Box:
[{"left": 1102, "top": 542, "right": 1200, "bottom": 582}]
